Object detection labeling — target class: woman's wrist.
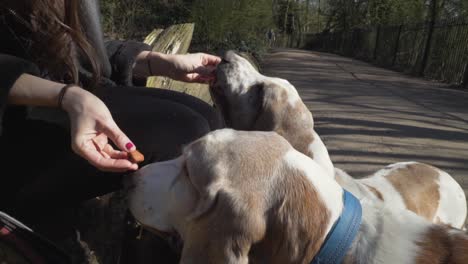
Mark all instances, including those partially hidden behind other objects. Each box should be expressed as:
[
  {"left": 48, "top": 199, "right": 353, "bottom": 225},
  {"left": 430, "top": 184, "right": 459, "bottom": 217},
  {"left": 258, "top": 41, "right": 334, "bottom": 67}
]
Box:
[
  {"left": 8, "top": 74, "right": 81, "bottom": 108},
  {"left": 133, "top": 51, "right": 175, "bottom": 78},
  {"left": 61, "top": 85, "right": 91, "bottom": 114}
]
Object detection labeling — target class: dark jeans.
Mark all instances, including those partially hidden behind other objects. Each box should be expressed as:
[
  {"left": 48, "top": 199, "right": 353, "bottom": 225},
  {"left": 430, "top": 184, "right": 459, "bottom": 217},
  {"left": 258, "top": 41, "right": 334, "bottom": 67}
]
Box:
[{"left": 0, "top": 86, "right": 223, "bottom": 225}]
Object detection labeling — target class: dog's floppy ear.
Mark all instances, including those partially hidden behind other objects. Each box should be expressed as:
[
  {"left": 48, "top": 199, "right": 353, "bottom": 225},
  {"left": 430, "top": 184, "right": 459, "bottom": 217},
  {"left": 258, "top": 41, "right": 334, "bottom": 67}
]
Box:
[
  {"left": 180, "top": 233, "right": 250, "bottom": 264},
  {"left": 252, "top": 81, "right": 288, "bottom": 132},
  {"left": 183, "top": 144, "right": 226, "bottom": 220},
  {"left": 179, "top": 132, "right": 266, "bottom": 263}
]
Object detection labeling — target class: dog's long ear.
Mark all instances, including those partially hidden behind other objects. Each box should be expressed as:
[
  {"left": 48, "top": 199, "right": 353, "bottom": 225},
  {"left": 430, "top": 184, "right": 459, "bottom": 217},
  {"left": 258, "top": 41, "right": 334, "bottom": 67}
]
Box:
[
  {"left": 179, "top": 131, "right": 276, "bottom": 263},
  {"left": 183, "top": 145, "right": 225, "bottom": 220},
  {"left": 180, "top": 231, "right": 250, "bottom": 264},
  {"left": 180, "top": 138, "right": 254, "bottom": 264},
  {"left": 252, "top": 82, "right": 288, "bottom": 132}
]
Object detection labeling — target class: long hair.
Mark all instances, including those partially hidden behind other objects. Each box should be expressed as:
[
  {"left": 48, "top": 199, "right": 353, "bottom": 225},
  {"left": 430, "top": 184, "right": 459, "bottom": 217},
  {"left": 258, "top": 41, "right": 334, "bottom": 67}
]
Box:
[{"left": 5, "top": 0, "right": 100, "bottom": 88}]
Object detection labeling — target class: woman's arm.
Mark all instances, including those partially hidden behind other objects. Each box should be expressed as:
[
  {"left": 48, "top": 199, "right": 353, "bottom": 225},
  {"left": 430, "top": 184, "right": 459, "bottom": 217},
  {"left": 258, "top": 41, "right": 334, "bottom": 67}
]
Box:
[
  {"left": 104, "top": 39, "right": 221, "bottom": 85},
  {"left": 133, "top": 51, "right": 221, "bottom": 83},
  {"left": 7, "top": 74, "right": 67, "bottom": 107},
  {"left": 8, "top": 74, "right": 139, "bottom": 172}
]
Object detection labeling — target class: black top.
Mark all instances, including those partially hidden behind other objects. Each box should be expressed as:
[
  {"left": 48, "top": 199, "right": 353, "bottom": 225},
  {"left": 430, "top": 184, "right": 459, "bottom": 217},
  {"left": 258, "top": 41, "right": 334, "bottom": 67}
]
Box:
[{"left": 0, "top": 0, "right": 152, "bottom": 135}]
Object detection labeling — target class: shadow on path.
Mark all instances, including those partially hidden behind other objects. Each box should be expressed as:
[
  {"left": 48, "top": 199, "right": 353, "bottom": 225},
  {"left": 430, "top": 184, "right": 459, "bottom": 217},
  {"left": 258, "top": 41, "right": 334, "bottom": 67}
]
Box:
[{"left": 262, "top": 49, "right": 468, "bottom": 189}]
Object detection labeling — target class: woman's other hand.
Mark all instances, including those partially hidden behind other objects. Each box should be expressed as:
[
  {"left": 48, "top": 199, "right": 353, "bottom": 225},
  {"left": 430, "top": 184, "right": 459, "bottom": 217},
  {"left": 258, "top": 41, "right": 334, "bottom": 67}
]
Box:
[
  {"left": 61, "top": 86, "right": 138, "bottom": 172},
  {"left": 134, "top": 51, "right": 221, "bottom": 83},
  {"left": 165, "top": 53, "right": 221, "bottom": 83}
]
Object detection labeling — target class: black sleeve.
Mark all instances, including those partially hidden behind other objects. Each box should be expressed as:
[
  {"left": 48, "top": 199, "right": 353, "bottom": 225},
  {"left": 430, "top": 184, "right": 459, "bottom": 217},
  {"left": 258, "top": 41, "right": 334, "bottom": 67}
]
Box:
[
  {"left": 105, "top": 40, "right": 152, "bottom": 86},
  {"left": 0, "top": 53, "right": 40, "bottom": 133}
]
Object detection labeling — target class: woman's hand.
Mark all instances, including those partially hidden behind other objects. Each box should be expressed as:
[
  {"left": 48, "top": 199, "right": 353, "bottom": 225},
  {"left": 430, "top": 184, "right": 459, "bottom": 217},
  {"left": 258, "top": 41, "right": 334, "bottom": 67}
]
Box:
[
  {"left": 62, "top": 86, "right": 138, "bottom": 172},
  {"left": 164, "top": 53, "right": 221, "bottom": 83},
  {"left": 134, "top": 51, "right": 221, "bottom": 83}
]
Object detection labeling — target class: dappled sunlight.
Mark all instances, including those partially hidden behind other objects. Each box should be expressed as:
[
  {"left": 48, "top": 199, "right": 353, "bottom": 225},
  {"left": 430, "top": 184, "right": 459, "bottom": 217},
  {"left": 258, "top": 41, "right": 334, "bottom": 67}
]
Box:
[{"left": 263, "top": 49, "right": 468, "bottom": 188}]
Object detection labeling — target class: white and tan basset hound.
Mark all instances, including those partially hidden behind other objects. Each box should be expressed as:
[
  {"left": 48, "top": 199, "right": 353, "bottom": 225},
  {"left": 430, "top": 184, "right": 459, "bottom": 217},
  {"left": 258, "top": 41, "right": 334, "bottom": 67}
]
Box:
[
  {"left": 209, "top": 51, "right": 467, "bottom": 228},
  {"left": 127, "top": 129, "right": 468, "bottom": 263}
]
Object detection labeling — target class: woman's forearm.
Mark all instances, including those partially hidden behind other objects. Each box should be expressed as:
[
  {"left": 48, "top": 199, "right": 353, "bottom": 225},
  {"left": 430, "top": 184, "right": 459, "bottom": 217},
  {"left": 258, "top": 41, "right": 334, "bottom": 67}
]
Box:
[
  {"left": 133, "top": 51, "right": 173, "bottom": 78},
  {"left": 7, "top": 73, "right": 73, "bottom": 107}
]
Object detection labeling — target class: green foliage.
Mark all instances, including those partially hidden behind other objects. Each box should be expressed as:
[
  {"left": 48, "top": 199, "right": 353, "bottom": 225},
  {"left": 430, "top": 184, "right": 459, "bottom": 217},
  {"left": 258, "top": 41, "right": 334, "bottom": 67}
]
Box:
[
  {"left": 321, "top": 0, "right": 428, "bottom": 30},
  {"left": 99, "top": 0, "right": 467, "bottom": 52},
  {"left": 100, "top": 0, "right": 193, "bottom": 39},
  {"left": 190, "top": 0, "right": 276, "bottom": 53},
  {"left": 100, "top": 0, "right": 279, "bottom": 54},
  {"left": 321, "top": 0, "right": 468, "bottom": 31}
]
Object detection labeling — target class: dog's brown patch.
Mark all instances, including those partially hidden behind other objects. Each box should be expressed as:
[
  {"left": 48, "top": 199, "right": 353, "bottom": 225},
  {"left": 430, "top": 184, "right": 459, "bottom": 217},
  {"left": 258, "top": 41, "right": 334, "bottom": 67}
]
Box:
[
  {"left": 249, "top": 168, "right": 332, "bottom": 264},
  {"left": 386, "top": 163, "right": 440, "bottom": 220},
  {"left": 450, "top": 232, "right": 468, "bottom": 264},
  {"left": 363, "top": 184, "right": 384, "bottom": 201},
  {"left": 415, "top": 226, "right": 451, "bottom": 264},
  {"left": 255, "top": 84, "right": 315, "bottom": 159},
  {"left": 251, "top": 170, "right": 330, "bottom": 263},
  {"left": 415, "top": 226, "right": 468, "bottom": 264}
]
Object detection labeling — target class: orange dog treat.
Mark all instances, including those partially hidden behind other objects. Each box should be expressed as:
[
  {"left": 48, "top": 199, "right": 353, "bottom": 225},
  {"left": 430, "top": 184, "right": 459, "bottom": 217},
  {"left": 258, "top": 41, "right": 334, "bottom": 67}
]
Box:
[{"left": 129, "top": 150, "right": 145, "bottom": 163}]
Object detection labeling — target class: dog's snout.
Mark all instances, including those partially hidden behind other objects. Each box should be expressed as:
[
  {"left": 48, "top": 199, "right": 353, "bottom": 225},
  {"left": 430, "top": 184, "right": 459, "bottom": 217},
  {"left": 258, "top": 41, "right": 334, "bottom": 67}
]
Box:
[{"left": 220, "top": 50, "right": 238, "bottom": 64}]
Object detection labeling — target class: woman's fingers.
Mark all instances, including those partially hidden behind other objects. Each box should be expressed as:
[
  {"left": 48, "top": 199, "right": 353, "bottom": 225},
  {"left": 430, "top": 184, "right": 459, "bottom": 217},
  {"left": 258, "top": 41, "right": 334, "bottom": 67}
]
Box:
[
  {"left": 103, "top": 144, "right": 129, "bottom": 159},
  {"left": 91, "top": 133, "right": 108, "bottom": 151},
  {"left": 100, "top": 121, "right": 136, "bottom": 152},
  {"left": 201, "top": 54, "right": 222, "bottom": 66},
  {"left": 80, "top": 143, "right": 138, "bottom": 172}
]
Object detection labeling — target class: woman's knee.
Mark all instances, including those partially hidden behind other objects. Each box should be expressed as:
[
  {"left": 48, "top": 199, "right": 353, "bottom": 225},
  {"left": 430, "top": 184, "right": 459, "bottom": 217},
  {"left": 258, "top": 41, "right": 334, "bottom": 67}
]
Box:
[
  {"left": 112, "top": 102, "right": 211, "bottom": 162},
  {"left": 143, "top": 112, "right": 211, "bottom": 162},
  {"left": 100, "top": 86, "right": 225, "bottom": 131}
]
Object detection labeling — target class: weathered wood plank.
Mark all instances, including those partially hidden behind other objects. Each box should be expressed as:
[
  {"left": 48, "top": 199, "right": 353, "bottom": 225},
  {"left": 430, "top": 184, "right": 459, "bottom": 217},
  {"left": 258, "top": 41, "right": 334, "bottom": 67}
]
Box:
[{"left": 143, "top": 29, "right": 164, "bottom": 47}]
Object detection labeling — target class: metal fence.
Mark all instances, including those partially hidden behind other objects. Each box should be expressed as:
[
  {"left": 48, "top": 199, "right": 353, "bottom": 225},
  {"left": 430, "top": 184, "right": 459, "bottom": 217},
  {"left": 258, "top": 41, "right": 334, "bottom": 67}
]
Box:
[{"left": 305, "top": 18, "right": 468, "bottom": 88}]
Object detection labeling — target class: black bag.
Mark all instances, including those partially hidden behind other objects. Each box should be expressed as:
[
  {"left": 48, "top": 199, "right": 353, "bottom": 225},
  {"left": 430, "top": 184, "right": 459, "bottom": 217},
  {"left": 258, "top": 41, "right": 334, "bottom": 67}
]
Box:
[{"left": 0, "top": 211, "right": 71, "bottom": 264}]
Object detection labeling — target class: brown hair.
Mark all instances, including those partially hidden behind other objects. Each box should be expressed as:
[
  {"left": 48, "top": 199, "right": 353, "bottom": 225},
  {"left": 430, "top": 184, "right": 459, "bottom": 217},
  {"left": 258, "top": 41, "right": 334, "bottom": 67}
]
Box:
[{"left": 6, "top": 0, "right": 100, "bottom": 88}]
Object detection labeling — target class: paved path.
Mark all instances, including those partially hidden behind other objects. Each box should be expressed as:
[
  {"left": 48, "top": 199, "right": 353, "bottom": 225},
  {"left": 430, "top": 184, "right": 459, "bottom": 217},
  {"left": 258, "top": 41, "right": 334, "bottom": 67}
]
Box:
[{"left": 262, "top": 49, "right": 468, "bottom": 192}]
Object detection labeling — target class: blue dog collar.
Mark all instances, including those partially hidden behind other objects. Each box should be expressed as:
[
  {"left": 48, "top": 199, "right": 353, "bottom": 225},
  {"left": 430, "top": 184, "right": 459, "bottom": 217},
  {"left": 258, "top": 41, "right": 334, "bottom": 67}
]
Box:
[{"left": 311, "top": 190, "right": 362, "bottom": 264}]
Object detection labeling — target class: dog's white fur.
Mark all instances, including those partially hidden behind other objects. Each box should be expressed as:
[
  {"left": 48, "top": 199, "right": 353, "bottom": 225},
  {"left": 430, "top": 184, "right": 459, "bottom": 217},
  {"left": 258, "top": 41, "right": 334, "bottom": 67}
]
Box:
[
  {"left": 210, "top": 51, "right": 467, "bottom": 228},
  {"left": 127, "top": 129, "right": 468, "bottom": 263}
]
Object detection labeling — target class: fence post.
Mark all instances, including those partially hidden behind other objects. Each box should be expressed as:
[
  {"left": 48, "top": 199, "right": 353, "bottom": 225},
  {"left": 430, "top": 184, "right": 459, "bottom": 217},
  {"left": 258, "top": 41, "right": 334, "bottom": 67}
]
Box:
[
  {"left": 419, "top": 22, "right": 436, "bottom": 76},
  {"left": 419, "top": 0, "right": 437, "bottom": 76},
  {"left": 392, "top": 25, "right": 403, "bottom": 66},
  {"left": 373, "top": 25, "right": 381, "bottom": 61},
  {"left": 463, "top": 62, "right": 468, "bottom": 89}
]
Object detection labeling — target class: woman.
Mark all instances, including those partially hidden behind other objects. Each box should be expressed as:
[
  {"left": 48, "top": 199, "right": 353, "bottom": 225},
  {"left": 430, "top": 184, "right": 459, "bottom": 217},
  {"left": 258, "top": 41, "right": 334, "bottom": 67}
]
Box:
[{"left": 0, "top": 0, "right": 223, "bottom": 229}]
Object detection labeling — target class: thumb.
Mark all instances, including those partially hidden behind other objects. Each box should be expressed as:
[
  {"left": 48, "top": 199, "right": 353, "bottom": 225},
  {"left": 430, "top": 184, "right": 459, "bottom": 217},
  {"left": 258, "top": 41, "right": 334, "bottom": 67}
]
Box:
[{"left": 101, "top": 121, "right": 136, "bottom": 152}]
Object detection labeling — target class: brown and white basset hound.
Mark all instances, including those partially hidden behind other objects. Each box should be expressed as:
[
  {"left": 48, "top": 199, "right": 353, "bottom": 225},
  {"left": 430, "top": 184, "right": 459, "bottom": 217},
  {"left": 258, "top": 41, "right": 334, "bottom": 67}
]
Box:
[
  {"left": 209, "top": 51, "right": 467, "bottom": 228},
  {"left": 127, "top": 129, "right": 468, "bottom": 264}
]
